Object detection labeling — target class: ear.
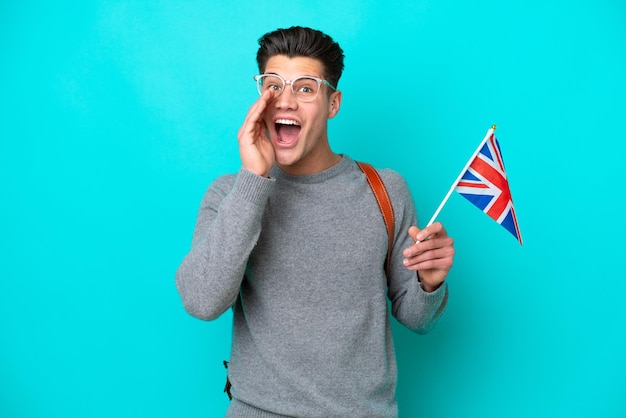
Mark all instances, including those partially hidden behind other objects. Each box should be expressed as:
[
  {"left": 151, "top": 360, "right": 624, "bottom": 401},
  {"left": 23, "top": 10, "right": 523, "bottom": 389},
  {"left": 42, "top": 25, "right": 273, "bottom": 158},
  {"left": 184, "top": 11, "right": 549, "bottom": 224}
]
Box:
[{"left": 327, "top": 90, "right": 342, "bottom": 119}]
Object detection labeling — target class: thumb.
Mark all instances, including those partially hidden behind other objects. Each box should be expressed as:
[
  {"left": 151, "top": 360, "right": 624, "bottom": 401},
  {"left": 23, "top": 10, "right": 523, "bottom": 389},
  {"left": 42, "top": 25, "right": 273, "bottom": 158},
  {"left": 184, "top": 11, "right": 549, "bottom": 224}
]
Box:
[{"left": 408, "top": 226, "right": 421, "bottom": 242}]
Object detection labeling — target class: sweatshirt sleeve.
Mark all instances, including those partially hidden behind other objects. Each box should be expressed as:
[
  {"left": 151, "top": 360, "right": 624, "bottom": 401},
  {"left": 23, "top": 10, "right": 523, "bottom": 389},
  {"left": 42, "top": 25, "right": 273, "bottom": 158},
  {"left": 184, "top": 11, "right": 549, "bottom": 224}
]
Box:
[
  {"left": 382, "top": 170, "right": 448, "bottom": 334},
  {"left": 175, "top": 168, "right": 275, "bottom": 320}
]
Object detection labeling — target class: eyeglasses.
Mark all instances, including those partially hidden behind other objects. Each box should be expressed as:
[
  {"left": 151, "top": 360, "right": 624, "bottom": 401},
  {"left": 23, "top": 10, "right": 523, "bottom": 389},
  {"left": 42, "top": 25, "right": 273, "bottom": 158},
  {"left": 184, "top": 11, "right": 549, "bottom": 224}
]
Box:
[{"left": 254, "top": 74, "right": 337, "bottom": 102}]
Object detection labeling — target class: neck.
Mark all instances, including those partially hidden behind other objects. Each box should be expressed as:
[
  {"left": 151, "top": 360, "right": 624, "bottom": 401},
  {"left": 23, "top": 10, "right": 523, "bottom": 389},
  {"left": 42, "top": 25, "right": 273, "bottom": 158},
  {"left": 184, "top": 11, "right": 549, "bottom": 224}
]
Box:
[{"left": 278, "top": 150, "right": 342, "bottom": 176}]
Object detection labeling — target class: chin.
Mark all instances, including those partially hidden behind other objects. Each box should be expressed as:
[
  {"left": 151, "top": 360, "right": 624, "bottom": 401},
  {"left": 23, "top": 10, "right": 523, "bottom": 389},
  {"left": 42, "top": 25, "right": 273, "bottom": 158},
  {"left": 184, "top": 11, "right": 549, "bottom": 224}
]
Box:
[
  {"left": 275, "top": 148, "right": 309, "bottom": 168},
  {"left": 275, "top": 153, "right": 300, "bottom": 168}
]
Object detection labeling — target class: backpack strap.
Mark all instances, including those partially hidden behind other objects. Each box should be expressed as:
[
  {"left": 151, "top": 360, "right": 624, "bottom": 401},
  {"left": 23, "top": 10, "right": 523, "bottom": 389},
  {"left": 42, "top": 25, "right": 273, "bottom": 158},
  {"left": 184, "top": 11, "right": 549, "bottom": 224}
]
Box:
[{"left": 356, "top": 161, "right": 395, "bottom": 276}]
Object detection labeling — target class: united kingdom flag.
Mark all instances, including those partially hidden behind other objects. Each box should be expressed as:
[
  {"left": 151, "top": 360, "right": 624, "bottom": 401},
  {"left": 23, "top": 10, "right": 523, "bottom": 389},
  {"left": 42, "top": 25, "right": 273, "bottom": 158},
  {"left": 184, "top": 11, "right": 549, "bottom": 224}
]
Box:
[{"left": 454, "top": 131, "right": 523, "bottom": 245}]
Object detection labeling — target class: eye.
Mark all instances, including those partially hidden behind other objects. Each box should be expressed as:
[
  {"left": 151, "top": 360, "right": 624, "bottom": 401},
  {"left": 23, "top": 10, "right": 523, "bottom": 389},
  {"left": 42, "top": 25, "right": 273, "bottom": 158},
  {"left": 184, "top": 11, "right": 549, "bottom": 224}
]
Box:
[
  {"left": 294, "top": 78, "right": 318, "bottom": 95},
  {"left": 260, "top": 75, "right": 284, "bottom": 92}
]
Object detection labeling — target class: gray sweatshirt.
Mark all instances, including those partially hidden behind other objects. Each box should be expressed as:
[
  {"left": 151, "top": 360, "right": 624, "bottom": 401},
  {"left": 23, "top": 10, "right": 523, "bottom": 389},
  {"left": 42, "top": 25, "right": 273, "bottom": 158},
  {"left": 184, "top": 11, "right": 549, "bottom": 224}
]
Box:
[{"left": 176, "top": 156, "right": 448, "bottom": 417}]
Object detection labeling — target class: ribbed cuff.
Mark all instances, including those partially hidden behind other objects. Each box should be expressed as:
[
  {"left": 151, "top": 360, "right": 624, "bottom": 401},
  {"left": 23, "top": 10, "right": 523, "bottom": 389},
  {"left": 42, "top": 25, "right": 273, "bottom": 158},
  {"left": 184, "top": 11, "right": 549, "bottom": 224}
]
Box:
[
  {"left": 232, "top": 168, "right": 276, "bottom": 206},
  {"left": 419, "top": 279, "right": 448, "bottom": 305}
]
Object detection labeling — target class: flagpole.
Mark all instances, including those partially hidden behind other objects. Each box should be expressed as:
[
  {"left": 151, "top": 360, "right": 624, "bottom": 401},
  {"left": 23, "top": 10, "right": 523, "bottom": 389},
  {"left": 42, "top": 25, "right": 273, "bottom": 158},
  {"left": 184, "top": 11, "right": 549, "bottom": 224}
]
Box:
[{"left": 424, "top": 125, "right": 497, "bottom": 228}]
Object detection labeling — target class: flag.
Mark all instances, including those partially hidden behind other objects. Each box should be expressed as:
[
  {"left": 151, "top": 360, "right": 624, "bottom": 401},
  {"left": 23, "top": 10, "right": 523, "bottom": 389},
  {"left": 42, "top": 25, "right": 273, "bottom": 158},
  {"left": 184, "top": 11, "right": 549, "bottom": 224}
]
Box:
[{"left": 454, "top": 129, "right": 523, "bottom": 245}]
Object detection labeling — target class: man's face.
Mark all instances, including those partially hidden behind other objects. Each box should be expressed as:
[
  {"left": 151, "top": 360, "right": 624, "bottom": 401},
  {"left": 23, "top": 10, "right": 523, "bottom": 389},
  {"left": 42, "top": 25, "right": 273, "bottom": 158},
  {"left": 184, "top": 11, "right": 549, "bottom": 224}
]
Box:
[{"left": 262, "top": 55, "right": 341, "bottom": 175}]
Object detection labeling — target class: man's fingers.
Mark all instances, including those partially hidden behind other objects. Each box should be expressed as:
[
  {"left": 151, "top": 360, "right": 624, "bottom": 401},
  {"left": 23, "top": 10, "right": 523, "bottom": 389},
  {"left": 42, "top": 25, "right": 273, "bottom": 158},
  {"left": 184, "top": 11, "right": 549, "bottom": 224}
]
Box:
[
  {"left": 239, "top": 96, "right": 269, "bottom": 143},
  {"left": 403, "top": 232, "right": 454, "bottom": 259},
  {"left": 403, "top": 246, "right": 455, "bottom": 272},
  {"left": 413, "top": 222, "right": 446, "bottom": 243}
]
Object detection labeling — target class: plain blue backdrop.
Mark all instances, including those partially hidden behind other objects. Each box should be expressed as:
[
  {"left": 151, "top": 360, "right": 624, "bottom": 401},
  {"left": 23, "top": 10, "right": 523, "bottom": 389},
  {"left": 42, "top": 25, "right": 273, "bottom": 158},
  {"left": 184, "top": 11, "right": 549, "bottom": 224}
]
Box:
[{"left": 2, "top": 1, "right": 625, "bottom": 417}]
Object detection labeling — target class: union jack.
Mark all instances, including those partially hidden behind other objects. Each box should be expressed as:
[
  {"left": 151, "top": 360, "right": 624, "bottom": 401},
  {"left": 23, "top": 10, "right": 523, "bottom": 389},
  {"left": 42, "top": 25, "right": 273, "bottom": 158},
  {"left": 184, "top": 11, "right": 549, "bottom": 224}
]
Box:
[{"left": 454, "top": 131, "right": 523, "bottom": 245}]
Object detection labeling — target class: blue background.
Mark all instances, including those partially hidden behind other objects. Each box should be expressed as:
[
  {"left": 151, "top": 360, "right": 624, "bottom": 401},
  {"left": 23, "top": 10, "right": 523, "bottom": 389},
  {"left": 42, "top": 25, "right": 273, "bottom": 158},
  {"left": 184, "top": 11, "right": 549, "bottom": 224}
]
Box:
[{"left": 2, "top": 1, "right": 625, "bottom": 417}]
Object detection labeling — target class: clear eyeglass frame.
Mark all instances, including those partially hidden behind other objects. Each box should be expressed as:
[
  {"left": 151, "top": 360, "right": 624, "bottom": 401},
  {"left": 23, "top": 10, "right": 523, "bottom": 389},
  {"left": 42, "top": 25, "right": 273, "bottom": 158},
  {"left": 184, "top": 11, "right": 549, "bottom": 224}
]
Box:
[{"left": 254, "top": 74, "right": 337, "bottom": 102}]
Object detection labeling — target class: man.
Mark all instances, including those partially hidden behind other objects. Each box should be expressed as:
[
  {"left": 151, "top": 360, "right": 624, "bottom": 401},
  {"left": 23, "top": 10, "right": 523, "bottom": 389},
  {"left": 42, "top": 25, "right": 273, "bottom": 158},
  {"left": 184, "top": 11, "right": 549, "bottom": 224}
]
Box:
[{"left": 176, "top": 26, "right": 455, "bottom": 417}]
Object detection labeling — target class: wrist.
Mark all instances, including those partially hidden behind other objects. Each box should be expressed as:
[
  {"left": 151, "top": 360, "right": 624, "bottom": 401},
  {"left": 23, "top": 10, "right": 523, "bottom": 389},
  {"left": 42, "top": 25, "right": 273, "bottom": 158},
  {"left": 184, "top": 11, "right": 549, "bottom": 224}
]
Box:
[
  {"left": 242, "top": 164, "right": 270, "bottom": 178},
  {"left": 417, "top": 272, "right": 443, "bottom": 293}
]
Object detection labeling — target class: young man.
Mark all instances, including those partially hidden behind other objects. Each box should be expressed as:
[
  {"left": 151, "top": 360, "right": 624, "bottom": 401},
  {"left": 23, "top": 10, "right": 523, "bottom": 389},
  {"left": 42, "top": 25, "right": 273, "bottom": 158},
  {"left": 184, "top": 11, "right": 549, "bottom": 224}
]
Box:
[{"left": 176, "top": 26, "right": 455, "bottom": 417}]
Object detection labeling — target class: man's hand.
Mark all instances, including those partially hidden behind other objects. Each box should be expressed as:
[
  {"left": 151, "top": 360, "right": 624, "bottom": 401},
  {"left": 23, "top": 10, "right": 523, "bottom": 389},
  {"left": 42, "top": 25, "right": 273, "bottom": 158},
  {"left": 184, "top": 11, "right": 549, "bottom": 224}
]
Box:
[
  {"left": 237, "top": 89, "right": 276, "bottom": 177},
  {"left": 402, "top": 222, "right": 455, "bottom": 292}
]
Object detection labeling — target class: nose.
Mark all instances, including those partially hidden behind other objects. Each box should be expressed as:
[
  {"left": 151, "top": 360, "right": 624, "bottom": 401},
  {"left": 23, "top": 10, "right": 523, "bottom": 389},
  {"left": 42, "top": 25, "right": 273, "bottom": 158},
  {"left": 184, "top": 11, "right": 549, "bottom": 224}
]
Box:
[{"left": 274, "top": 83, "right": 298, "bottom": 109}]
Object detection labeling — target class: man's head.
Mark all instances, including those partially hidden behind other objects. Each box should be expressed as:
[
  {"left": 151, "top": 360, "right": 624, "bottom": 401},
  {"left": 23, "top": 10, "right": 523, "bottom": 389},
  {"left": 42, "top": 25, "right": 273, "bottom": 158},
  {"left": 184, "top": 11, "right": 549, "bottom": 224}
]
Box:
[
  {"left": 256, "top": 26, "right": 345, "bottom": 89},
  {"left": 253, "top": 27, "right": 344, "bottom": 176}
]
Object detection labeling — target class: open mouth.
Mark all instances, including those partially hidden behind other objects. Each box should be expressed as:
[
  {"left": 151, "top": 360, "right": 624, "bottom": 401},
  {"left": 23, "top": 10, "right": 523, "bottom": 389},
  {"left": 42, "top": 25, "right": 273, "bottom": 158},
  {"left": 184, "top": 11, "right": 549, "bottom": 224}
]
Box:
[{"left": 275, "top": 119, "right": 301, "bottom": 145}]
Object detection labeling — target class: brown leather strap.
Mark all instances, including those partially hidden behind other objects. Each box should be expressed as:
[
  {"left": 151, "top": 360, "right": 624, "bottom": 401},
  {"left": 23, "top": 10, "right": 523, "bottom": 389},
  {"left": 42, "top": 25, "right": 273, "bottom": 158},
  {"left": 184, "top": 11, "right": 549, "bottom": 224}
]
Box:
[{"left": 357, "top": 161, "right": 395, "bottom": 276}]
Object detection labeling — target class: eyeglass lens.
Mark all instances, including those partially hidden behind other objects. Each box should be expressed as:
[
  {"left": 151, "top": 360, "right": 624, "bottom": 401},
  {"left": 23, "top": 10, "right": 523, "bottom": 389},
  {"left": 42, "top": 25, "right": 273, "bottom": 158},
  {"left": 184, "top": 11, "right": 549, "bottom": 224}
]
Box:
[{"left": 256, "top": 75, "right": 321, "bottom": 102}]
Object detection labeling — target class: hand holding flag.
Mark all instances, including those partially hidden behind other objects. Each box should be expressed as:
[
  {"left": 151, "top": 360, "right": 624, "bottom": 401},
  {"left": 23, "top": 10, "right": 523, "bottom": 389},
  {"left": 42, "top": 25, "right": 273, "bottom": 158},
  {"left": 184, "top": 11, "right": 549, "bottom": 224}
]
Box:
[{"left": 403, "top": 223, "right": 455, "bottom": 292}]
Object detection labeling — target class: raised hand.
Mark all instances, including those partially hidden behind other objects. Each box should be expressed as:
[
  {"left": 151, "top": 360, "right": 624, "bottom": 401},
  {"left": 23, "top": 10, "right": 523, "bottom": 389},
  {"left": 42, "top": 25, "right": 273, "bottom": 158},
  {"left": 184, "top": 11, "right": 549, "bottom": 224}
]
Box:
[{"left": 237, "top": 89, "right": 276, "bottom": 177}]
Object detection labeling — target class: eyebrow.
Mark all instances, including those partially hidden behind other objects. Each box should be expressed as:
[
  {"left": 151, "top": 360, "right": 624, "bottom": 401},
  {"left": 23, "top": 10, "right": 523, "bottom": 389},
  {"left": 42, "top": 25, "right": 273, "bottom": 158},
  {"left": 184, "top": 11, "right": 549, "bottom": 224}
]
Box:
[{"left": 264, "top": 72, "right": 322, "bottom": 79}]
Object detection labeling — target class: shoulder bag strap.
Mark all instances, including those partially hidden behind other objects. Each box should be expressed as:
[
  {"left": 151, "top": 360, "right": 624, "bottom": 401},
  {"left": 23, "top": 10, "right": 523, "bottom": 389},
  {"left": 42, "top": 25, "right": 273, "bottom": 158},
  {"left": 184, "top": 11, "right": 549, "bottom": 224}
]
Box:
[{"left": 356, "top": 161, "right": 395, "bottom": 276}]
